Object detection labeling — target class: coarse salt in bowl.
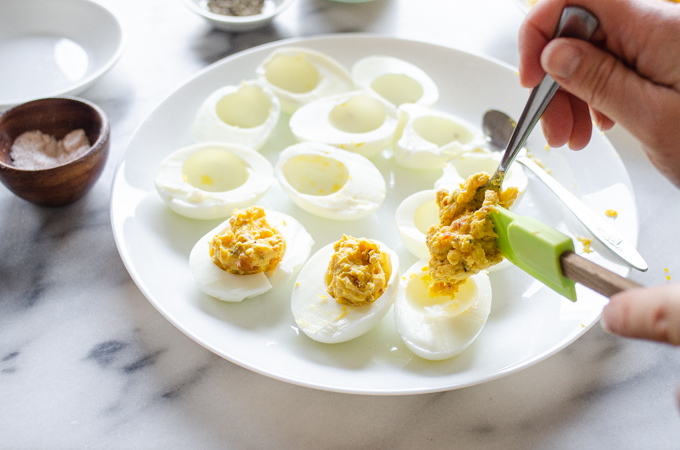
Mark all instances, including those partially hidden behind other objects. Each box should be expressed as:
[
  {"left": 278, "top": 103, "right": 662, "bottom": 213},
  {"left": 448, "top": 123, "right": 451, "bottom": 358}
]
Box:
[{"left": 0, "top": 97, "right": 110, "bottom": 206}]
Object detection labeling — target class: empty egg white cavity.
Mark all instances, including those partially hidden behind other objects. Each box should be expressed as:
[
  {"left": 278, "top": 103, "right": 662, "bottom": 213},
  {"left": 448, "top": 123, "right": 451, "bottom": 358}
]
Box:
[
  {"left": 256, "top": 47, "right": 355, "bottom": 114},
  {"left": 155, "top": 143, "right": 273, "bottom": 220},
  {"left": 352, "top": 55, "right": 439, "bottom": 107},
  {"left": 193, "top": 82, "right": 280, "bottom": 150},
  {"left": 395, "top": 104, "right": 484, "bottom": 169},
  {"left": 395, "top": 190, "right": 438, "bottom": 259},
  {"left": 275, "top": 142, "right": 386, "bottom": 220},
  {"left": 289, "top": 90, "right": 399, "bottom": 158}
]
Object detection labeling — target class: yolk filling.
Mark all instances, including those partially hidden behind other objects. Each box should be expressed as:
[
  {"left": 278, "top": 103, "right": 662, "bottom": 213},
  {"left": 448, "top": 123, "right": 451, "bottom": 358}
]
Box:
[
  {"left": 209, "top": 206, "right": 285, "bottom": 275},
  {"left": 325, "top": 235, "right": 389, "bottom": 306},
  {"left": 426, "top": 172, "right": 517, "bottom": 295}
]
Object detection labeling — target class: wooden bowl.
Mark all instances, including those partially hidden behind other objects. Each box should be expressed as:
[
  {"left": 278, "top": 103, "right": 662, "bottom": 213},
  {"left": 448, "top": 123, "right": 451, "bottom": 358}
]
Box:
[{"left": 0, "top": 97, "right": 110, "bottom": 206}]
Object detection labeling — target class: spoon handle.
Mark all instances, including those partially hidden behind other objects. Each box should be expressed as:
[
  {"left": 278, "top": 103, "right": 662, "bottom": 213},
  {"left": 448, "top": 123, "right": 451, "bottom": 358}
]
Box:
[{"left": 495, "top": 6, "right": 599, "bottom": 179}]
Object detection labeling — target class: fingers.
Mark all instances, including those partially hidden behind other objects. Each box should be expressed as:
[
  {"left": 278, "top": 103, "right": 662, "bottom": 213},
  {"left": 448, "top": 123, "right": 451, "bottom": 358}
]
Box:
[
  {"left": 590, "top": 107, "right": 615, "bottom": 132},
  {"left": 540, "top": 38, "right": 653, "bottom": 135},
  {"left": 539, "top": 90, "right": 592, "bottom": 149},
  {"left": 602, "top": 284, "right": 680, "bottom": 346}
]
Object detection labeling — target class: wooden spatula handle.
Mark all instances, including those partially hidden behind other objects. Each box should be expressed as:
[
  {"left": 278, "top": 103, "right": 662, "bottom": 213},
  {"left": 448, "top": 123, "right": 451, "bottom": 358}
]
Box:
[{"left": 560, "top": 251, "right": 642, "bottom": 298}]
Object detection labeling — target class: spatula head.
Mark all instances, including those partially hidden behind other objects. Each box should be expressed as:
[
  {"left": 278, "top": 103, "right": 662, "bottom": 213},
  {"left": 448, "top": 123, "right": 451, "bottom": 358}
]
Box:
[{"left": 491, "top": 206, "right": 577, "bottom": 301}]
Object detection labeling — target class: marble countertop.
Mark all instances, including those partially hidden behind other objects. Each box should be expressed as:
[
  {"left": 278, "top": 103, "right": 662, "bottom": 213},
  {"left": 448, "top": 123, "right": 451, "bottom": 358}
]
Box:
[{"left": 1, "top": 0, "right": 679, "bottom": 448}]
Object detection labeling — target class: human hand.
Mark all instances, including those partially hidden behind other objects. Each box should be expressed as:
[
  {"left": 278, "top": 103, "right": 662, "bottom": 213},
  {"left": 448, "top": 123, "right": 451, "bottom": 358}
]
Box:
[
  {"left": 602, "top": 283, "right": 680, "bottom": 407},
  {"left": 518, "top": 0, "right": 680, "bottom": 188}
]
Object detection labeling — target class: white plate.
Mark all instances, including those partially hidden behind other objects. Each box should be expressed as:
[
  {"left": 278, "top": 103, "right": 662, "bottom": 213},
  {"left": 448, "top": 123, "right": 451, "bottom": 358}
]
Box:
[
  {"left": 110, "top": 35, "right": 639, "bottom": 395},
  {"left": 0, "top": 0, "right": 125, "bottom": 110}
]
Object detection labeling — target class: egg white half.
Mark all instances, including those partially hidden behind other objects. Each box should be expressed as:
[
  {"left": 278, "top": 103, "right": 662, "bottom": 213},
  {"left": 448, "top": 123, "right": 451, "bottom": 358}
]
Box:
[
  {"left": 289, "top": 90, "right": 399, "bottom": 158},
  {"left": 193, "top": 81, "right": 281, "bottom": 150},
  {"left": 275, "top": 142, "right": 386, "bottom": 221},
  {"left": 394, "top": 258, "right": 492, "bottom": 361},
  {"left": 291, "top": 239, "right": 400, "bottom": 344},
  {"left": 395, "top": 104, "right": 487, "bottom": 169},
  {"left": 155, "top": 142, "right": 274, "bottom": 220},
  {"left": 190, "top": 210, "right": 314, "bottom": 302},
  {"left": 434, "top": 150, "right": 528, "bottom": 201},
  {"left": 352, "top": 55, "right": 439, "bottom": 107},
  {"left": 256, "top": 47, "right": 355, "bottom": 114}
]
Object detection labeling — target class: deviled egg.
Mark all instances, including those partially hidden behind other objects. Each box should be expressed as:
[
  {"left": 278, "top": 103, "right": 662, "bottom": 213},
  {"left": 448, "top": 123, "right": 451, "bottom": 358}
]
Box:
[
  {"left": 155, "top": 142, "right": 274, "bottom": 220},
  {"left": 193, "top": 81, "right": 280, "bottom": 150},
  {"left": 289, "top": 90, "right": 400, "bottom": 158},
  {"left": 394, "top": 258, "right": 492, "bottom": 361},
  {"left": 352, "top": 55, "right": 439, "bottom": 107},
  {"left": 190, "top": 206, "right": 314, "bottom": 302},
  {"left": 256, "top": 47, "right": 355, "bottom": 114},
  {"left": 275, "top": 142, "right": 386, "bottom": 221},
  {"left": 395, "top": 104, "right": 485, "bottom": 169},
  {"left": 292, "top": 235, "right": 400, "bottom": 344}
]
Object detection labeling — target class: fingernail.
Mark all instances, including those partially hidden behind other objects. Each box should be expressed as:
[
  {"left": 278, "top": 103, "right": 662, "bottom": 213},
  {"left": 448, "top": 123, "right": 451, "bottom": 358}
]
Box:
[
  {"left": 540, "top": 119, "right": 551, "bottom": 145},
  {"left": 600, "top": 304, "right": 618, "bottom": 334},
  {"left": 542, "top": 41, "right": 583, "bottom": 79}
]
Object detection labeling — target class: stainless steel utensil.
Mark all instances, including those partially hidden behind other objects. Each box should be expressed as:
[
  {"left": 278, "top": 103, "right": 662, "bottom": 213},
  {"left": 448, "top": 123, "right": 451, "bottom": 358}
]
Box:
[
  {"left": 483, "top": 6, "right": 599, "bottom": 193},
  {"left": 483, "top": 109, "right": 648, "bottom": 272}
]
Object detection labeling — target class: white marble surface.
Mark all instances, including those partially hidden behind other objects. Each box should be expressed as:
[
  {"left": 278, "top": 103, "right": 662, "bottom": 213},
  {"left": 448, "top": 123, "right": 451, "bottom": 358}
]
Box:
[{"left": 1, "top": 0, "right": 679, "bottom": 448}]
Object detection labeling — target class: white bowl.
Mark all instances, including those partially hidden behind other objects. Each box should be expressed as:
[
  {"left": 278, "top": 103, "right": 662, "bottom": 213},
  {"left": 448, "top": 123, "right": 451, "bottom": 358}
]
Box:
[
  {"left": 0, "top": 0, "right": 125, "bottom": 111},
  {"left": 181, "top": 0, "right": 296, "bottom": 32}
]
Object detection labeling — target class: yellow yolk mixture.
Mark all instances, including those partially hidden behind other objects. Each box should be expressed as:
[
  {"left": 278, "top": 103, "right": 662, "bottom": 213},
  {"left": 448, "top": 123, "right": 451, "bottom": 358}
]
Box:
[
  {"left": 209, "top": 206, "right": 285, "bottom": 275},
  {"left": 326, "top": 235, "right": 389, "bottom": 306},
  {"left": 426, "top": 172, "right": 517, "bottom": 295}
]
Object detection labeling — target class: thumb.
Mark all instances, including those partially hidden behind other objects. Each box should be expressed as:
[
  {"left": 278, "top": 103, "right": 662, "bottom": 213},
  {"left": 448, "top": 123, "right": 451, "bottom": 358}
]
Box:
[
  {"left": 540, "top": 38, "right": 650, "bottom": 130},
  {"left": 602, "top": 284, "right": 680, "bottom": 345}
]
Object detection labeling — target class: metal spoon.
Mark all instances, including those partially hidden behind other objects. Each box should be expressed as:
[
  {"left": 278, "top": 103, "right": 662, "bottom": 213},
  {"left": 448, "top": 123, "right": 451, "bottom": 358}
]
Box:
[
  {"left": 482, "top": 6, "right": 599, "bottom": 194},
  {"left": 483, "top": 108, "right": 648, "bottom": 272}
]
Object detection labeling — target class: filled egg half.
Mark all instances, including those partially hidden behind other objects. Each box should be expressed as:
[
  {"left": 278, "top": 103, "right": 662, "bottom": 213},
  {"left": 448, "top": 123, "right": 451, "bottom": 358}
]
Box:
[
  {"left": 190, "top": 208, "right": 314, "bottom": 302},
  {"left": 352, "top": 55, "right": 439, "bottom": 107},
  {"left": 394, "top": 258, "right": 492, "bottom": 361},
  {"left": 256, "top": 47, "right": 355, "bottom": 114},
  {"left": 291, "top": 237, "right": 400, "bottom": 344},
  {"left": 275, "top": 142, "right": 386, "bottom": 221},
  {"left": 155, "top": 142, "right": 274, "bottom": 220},
  {"left": 289, "top": 89, "right": 399, "bottom": 158},
  {"left": 395, "top": 104, "right": 486, "bottom": 170},
  {"left": 193, "top": 81, "right": 281, "bottom": 150}
]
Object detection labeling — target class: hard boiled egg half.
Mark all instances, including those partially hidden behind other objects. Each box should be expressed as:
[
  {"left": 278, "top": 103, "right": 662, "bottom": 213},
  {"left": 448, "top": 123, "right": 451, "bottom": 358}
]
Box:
[
  {"left": 394, "top": 258, "right": 492, "bottom": 360},
  {"left": 352, "top": 55, "right": 438, "bottom": 107},
  {"left": 190, "top": 209, "right": 314, "bottom": 302},
  {"left": 256, "top": 47, "right": 355, "bottom": 114},
  {"left": 289, "top": 90, "right": 399, "bottom": 158},
  {"left": 275, "top": 142, "right": 386, "bottom": 221},
  {"left": 434, "top": 150, "right": 528, "bottom": 196},
  {"left": 291, "top": 238, "right": 400, "bottom": 344},
  {"left": 395, "top": 104, "right": 486, "bottom": 170},
  {"left": 155, "top": 142, "right": 274, "bottom": 220},
  {"left": 193, "top": 81, "right": 280, "bottom": 150}
]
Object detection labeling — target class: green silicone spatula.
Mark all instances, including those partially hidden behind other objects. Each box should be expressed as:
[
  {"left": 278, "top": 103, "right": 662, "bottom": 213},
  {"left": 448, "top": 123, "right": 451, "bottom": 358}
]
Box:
[{"left": 491, "top": 206, "right": 641, "bottom": 301}]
